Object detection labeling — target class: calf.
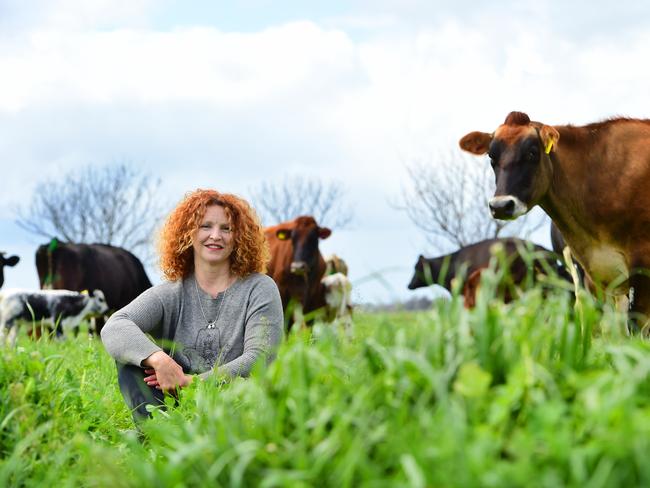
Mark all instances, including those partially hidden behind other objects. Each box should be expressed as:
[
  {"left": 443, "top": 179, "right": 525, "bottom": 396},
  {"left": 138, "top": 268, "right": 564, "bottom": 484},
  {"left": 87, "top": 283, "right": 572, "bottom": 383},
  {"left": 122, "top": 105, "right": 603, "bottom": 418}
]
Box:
[
  {"left": 324, "top": 254, "right": 349, "bottom": 277},
  {"left": 0, "top": 289, "right": 108, "bottom": 346},
  {"left": 321, "top": 272, "right": 353, "bottom": 327},
  {"left": 0, "top": 252, "right": 19, "bottom": 289}
]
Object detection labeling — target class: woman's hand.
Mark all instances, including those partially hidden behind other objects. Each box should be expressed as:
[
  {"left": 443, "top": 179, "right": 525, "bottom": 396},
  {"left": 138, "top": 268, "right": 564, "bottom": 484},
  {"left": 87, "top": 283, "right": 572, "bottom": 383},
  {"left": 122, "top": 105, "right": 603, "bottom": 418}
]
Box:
[{"left": 142, "top": 351, "right": 193, "bottom": 392}]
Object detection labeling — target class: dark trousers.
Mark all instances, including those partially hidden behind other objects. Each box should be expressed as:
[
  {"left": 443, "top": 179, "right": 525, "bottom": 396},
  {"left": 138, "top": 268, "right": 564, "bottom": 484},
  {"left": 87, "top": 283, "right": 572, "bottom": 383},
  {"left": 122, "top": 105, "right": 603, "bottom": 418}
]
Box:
[{"left": 116, "top": 363, "right": 167, "bottom": 423}]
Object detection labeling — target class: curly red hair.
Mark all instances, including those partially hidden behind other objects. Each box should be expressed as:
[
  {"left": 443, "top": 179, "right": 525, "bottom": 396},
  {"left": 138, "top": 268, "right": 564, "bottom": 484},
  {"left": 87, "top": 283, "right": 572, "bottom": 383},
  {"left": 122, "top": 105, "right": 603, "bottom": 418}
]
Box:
[{"left": 158, "top": 189, "right": 269, "bottom": 281}]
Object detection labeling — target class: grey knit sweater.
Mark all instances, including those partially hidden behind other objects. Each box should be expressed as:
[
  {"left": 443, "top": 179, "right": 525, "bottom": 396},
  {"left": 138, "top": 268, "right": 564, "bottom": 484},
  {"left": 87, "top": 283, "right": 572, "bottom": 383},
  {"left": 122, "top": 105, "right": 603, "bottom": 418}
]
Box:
[{"left": 100, "top": 273, "right": 284, "bottom": 379}]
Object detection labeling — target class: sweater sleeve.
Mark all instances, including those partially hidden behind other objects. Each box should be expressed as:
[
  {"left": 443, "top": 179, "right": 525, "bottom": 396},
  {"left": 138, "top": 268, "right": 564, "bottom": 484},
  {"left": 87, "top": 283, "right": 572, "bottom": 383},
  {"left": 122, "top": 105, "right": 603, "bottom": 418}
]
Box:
[
  {"left": 100, "top": 286, "right": 167, "bottom": 367},
  {"left": 200, "top": 275, "right": 284, "bottom": 380}
]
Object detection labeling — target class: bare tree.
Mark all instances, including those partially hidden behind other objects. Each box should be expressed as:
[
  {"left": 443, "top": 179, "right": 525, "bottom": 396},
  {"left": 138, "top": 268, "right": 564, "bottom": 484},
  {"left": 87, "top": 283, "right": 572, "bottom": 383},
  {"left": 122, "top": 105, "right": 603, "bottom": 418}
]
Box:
[
  {"left": 16, "top": 162, "right": 166, "bottom": 259},
  {"left": 399, "top": 150, "right": 546, "bottom": 252},
  {"left": 249, "top": 174, "right": 354, "bottom": 228}
]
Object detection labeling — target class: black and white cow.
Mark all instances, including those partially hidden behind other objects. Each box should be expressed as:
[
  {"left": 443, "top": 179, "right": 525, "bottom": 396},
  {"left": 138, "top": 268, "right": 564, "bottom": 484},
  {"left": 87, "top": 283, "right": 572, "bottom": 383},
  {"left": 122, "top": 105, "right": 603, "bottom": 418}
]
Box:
[
  {"left": 0, "top": 289, "right": 108, "bottom": 346},
  {"left": 0, "top": 252, "right": 20, "bottom": 289}
]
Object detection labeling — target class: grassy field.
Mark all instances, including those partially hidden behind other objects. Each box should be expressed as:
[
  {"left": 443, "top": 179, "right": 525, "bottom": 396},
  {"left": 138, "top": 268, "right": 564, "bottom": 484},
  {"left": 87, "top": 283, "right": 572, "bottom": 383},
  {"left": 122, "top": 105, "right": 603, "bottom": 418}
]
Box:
[{"left": 2, "top": 277, "right": 650, "bottom": 487}]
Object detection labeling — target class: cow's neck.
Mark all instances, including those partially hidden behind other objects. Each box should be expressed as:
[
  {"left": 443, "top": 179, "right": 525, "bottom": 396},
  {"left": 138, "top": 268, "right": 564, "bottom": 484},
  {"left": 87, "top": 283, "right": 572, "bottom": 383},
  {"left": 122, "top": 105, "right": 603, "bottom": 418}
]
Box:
[{"left": 539, "top": 142, "right": 603, "bottom": 269}]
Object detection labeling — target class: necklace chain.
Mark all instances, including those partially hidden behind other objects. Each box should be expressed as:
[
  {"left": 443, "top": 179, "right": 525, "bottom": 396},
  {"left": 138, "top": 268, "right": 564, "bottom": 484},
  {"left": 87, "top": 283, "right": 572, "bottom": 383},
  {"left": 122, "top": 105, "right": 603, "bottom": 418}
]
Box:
[{"left": 194, "top": 277, "right": 229, "bottom": 329}]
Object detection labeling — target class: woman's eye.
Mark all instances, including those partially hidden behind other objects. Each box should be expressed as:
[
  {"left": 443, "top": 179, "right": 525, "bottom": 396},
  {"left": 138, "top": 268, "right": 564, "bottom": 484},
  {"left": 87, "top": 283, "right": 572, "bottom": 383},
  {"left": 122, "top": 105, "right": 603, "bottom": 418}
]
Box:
[
  {"left": 200, "top": 224, "right": 211, "bottom": 229},
  {"left": 221, "top": 227, "right": 232, "bottom": 233}
]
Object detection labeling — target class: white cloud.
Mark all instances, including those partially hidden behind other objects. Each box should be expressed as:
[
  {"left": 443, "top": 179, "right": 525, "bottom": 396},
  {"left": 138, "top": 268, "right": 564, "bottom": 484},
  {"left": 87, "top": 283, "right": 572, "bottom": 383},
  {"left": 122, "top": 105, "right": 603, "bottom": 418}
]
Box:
[
  {"left": 0, "top": 21, "right": 360, "bottom": 112},
  {"left": 0, "top": 0, "right": 155, "bottom": 33},
  {"left": 1, "top": 4, "right": 650, "bottom": 301}
]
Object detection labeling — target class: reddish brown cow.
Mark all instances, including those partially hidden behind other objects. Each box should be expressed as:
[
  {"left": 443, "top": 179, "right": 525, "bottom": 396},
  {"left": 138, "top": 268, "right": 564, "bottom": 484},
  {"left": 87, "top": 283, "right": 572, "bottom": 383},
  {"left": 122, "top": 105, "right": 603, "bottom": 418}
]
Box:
[
  {"left": 462, "top": 267, "right": 485, "bottom": 309},
  {"left": 460, "top": 111, "right": 650, "bottom": 332},
  {"left": 264, "top": 216, "right": 332, "bottom": 329}
]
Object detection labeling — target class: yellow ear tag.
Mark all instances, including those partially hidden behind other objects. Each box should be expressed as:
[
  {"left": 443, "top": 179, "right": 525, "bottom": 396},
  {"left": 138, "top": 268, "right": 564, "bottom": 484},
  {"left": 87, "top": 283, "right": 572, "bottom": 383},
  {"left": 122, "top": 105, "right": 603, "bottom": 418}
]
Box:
[
  {"left": 545, "top": 140, "right": 554, "bottom": 154},
  {"left": 81, "top": 289, "right": 89, "bottom": 296},
  {"left": 277, "top": 231, "right": 287, "bottom": 240}
]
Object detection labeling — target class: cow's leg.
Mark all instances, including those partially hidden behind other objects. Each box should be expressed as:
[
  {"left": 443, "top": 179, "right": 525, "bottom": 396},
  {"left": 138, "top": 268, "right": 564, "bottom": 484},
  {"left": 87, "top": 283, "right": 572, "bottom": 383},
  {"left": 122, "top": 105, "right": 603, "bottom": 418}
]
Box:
[
  {"left": 7, "top": 321, "right": 19, "bottom": 347},
  {"left": 116, "top": 363, "right": 167, "bottom": 424},
  {"left": 628, "top": 263, "right": 650, "bottom": 335},
  {"left": 0, "top": 318, "right": 6, "bottom": 345}
]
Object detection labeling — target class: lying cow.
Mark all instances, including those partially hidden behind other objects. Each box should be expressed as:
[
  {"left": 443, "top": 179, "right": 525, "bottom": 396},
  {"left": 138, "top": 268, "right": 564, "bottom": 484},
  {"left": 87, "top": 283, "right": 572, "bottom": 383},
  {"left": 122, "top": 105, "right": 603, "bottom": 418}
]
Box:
[
  {"left": 0, "top": 252, "right": 19, "bottom": 289},
  {"left": 0, "top": 288, "right": 108, "bottom": 346},
  {"left": 408, "top": 238, "right": 570, "bottom": 300}
]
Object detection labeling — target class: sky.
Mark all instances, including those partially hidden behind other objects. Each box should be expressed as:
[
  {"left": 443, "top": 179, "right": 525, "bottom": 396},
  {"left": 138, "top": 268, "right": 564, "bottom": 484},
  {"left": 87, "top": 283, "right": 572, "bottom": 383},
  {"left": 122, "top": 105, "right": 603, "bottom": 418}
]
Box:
[{"left": 1, "top": 0, "right": 649, "bottom": 304}]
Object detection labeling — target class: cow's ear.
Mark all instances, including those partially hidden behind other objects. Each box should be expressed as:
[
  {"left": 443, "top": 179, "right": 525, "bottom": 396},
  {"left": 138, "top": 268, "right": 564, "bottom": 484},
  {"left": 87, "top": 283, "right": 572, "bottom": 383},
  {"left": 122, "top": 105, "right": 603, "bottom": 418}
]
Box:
[
  {"left": 319, "top": 227, "right": 332, "bottom": 239},
  {"left": 540, "top": 125, "right": 560, "bottom": 154},
  {"left": 276, "top": 229, "right": 292, "bottom": 240},
  {"left": 5, "top": 255, "right": 19, "bottom": 266},
  {"left": 459, "top": 131, "right": 492, "bottom": 155}
]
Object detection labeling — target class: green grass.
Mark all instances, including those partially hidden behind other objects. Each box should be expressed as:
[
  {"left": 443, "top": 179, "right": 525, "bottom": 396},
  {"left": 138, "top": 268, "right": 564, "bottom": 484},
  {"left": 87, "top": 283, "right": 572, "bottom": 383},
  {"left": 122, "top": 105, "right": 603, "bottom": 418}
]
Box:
[{"left": 2, "top": 279, "right": 650, "bottom": 487}]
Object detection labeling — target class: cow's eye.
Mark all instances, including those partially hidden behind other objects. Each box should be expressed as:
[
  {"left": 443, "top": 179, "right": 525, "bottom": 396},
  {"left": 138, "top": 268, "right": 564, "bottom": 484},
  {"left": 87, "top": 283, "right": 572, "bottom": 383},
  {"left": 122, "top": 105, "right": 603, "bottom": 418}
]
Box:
[{"left": 526, "top": 149, "right": 538, "bottom": 162}]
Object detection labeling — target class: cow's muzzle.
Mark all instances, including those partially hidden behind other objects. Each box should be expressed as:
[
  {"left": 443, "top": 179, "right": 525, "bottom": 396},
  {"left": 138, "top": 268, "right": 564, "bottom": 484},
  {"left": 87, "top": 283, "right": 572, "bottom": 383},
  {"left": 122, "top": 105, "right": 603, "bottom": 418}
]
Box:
[
  {"left": 488, "top": 196, "right": 527, "bottom": 220},
  {"left": 290, "top": 261, "right": 308, "bottom": 275}
]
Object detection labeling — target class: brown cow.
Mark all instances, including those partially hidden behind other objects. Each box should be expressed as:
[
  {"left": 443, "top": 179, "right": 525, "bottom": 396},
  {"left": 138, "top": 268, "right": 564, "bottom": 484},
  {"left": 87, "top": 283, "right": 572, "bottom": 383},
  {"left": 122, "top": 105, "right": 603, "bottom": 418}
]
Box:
[
  {"left": 264, "top": 216, "right": 331, "bottom": 329},
  {"left": 462, "top": 267, "right": 486, "bottom": 309},
  {"left": 460, "top": 111, "right": 650, "bottom": 332}
]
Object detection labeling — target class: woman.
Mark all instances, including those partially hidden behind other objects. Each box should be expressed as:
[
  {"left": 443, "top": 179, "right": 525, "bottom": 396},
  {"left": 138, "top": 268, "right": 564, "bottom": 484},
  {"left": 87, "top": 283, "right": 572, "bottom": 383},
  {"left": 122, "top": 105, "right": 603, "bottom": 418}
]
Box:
[{"left": 101, "top": 189, "right": 284, "bottom": 422}]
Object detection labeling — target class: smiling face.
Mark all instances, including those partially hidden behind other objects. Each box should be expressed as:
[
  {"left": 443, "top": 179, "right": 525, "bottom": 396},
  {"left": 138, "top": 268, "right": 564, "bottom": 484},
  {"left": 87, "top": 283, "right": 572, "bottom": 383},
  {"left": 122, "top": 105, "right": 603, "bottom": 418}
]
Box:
[{"left": 192, "top": 205, "right": 235, "bottom": 270}]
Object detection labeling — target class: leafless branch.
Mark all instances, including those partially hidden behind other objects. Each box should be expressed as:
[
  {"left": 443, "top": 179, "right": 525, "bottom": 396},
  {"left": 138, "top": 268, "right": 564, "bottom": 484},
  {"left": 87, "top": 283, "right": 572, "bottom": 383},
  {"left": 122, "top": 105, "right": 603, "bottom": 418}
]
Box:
[
  {"left": 249, "top": 174, "right": 354, "bottom": 229},
  {"left": 15, "top": 162, "right": 167, "bottom": 262},
  {"left": 397, "top": 150, "right": 546, "bottom": 253}
]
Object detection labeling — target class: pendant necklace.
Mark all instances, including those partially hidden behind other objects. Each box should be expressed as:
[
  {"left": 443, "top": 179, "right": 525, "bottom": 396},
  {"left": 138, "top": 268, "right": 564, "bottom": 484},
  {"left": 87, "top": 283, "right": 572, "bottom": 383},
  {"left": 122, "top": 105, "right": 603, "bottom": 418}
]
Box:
[{"left": 195, "top": 277, "right": 229, "bottom": 329}]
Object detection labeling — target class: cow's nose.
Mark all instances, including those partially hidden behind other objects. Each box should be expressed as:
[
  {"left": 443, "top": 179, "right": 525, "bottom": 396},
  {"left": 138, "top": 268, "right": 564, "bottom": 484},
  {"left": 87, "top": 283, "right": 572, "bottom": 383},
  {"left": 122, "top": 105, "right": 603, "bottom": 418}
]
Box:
[
  {"left": 489, "top": 196, "right": 516, "bottom": 219},
  {"left": 290, "top": 261, "right": 308, "bottom": 275}
]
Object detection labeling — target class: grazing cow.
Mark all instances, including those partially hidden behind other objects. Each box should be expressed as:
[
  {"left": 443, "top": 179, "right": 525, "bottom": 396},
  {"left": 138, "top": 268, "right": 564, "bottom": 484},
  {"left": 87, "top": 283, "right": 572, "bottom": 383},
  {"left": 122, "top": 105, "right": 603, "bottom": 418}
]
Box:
[
  {"left": 0, "top": 289, "right": 108, "bottom": 346},
  {"left": 265, "top": 216, "right": 331, "bottom": 329},
  {"left": 408, "top": 238, "right": 570, "bottom": 298},
  {"left": 460, "top": 111, "right": 650, "bottom": 332},
  {"left": 0, "top": 253, "right": 19, "bottom": 289},
  {"left": 35, "top": 239, "right": 152, "bottom": 332}
]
